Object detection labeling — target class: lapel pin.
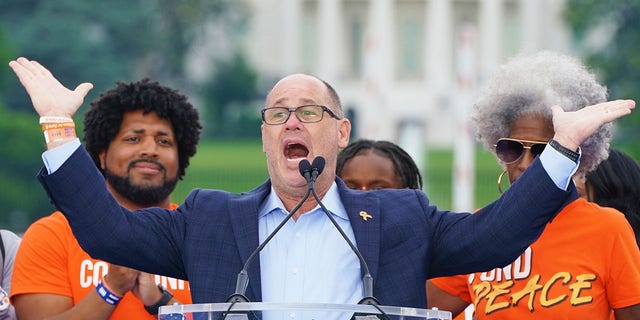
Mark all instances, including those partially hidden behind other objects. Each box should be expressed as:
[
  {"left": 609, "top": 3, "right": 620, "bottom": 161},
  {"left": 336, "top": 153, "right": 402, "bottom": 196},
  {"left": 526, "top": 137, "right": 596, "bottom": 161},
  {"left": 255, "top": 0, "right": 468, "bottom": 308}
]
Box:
[{"left": 359, "top": 211, "right": 372, "bottom": 221}]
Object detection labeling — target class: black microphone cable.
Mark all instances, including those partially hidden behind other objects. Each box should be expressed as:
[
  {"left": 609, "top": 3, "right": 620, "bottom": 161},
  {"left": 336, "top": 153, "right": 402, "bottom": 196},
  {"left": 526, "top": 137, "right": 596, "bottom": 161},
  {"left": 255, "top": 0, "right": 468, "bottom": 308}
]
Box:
[{"left": 226, "top": 159, "right": 315, "bottom": 303}]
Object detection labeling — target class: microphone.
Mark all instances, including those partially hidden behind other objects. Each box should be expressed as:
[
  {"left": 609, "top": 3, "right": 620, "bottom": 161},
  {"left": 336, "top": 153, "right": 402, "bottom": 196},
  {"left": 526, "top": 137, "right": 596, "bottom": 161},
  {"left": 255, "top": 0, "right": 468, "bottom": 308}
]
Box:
[
  {"left": 305, "top": 156, "right": 380, "bottom": 306},
  {"left": 226, "top": 159, "right": 315, "bottom": 303},
  {"left": 299, "top": 157, "right": 313, "bottom": 182},
  {"left": 298, "top": 157, "right": 324, "bottom": 183},
  {"left": 310, "top": 156, "right": 325, "bottom": 182}
]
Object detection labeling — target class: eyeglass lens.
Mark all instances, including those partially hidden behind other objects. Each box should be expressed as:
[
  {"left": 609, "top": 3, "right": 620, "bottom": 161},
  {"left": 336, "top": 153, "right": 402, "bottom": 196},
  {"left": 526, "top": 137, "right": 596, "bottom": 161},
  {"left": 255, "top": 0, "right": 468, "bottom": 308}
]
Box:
[
  {"left": 496, "top": 139, "right": 546, "bottom": 163},
  {"left": 263, "top": 105, "right": 326, "bottom": 124}
]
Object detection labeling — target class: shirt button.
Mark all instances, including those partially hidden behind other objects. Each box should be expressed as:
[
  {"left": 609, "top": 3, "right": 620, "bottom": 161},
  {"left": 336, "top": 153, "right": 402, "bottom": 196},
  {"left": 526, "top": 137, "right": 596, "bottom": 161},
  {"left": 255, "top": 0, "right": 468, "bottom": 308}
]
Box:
[
  {"left": 292, "top": 267, "right": 299, "bottom": 274},
  {"left": 289, "top": 312, "right": 296, "bottom": 318},
  {"left": 295, "top": 232, "right": 302, "bottom": 238}
]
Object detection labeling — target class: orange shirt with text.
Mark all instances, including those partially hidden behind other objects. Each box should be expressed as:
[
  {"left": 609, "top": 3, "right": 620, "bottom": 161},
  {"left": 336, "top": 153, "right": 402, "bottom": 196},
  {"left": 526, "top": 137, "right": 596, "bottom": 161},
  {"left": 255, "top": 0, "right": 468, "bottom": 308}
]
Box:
[
  {"left": 11, "top": 208, "right": 192, "bottom": 320},
  {"left": 431, "top": 199, "right": 640, "bottom": 319}
]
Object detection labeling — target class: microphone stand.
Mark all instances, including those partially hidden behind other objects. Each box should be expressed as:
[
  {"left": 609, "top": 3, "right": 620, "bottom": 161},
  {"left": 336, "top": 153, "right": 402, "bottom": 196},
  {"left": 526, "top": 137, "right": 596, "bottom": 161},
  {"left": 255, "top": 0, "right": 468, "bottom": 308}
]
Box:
[
  {"left": 225, "top": 157, "right": 385, "bottom": 319},
  {"left": 226, "top": 160, "right": 315, "bottom": 303}
]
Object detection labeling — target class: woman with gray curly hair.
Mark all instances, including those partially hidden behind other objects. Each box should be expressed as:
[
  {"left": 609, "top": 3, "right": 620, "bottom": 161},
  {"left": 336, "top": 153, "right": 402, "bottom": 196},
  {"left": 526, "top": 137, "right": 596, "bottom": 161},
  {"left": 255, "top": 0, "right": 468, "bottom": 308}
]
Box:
[
  {"left": 427, "top": 51, "right": 640, "bottom": 319},
  {"left": 474, "top": 50, "right": 610, "bottom": 184}
]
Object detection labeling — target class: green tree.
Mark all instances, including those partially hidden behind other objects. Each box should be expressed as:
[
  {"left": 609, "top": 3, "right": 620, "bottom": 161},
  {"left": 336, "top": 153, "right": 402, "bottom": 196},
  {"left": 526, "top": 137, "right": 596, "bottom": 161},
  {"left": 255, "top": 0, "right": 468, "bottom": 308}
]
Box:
[
  {"left": 0, "top": 0, "right": 248, "bottom": 112},
  {"left": 200, "top": 52, "right": 262, "bottom": 139},
  {"left": 0, "top": 28, "right": 16, "bottom": 94},
  {"left": 0, "top": 0, "right": 251, "bottom": 231},
  {"left": 564, "top": 0, "right": 640, "bottom": 158},
  {"left": 0, "top": 106, "right": 52, "bottom": 232}
]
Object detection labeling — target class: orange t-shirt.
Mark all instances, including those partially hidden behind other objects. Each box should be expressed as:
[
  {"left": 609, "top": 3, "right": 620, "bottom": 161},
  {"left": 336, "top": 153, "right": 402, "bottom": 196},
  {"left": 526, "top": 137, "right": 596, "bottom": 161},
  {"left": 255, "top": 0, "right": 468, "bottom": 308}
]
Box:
[
  {"left": 430, "top": 199, "right": 640, "bottom": 319},
  {"left": 11, "top": 208, "right": 192, "bottom": 320}
]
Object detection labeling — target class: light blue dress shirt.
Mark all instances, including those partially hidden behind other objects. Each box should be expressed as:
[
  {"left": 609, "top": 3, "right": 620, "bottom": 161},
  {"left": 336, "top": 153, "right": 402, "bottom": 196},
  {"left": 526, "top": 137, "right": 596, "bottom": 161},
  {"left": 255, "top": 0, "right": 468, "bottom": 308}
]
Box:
[{"left": 258, "top": 183, "right": 363, "bottom": 305}]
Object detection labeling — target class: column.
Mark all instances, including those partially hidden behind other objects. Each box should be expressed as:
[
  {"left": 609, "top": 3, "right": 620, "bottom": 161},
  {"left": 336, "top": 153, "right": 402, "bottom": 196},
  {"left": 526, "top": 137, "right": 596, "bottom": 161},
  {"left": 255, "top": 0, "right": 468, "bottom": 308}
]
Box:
[
  {"left": 282, "top": 0, "right": 302, "bottom": 74},
  {"left": 317, "top": 0, "right": 342, "bottom": 82},
  {"left": 519, "top": 0, "right": 539, "bottom": 53},
  {"left": 361, "top": 0, "right": 394, "bottom": 139},
  {"left": 425, "top": 0, "right": 452, "bottom": 92},
  {"left": 452, "top": 22, "right": 477, "bottom": 212},
  {"left": 480, "top": 0, "right": 503, "bottom": 79}
]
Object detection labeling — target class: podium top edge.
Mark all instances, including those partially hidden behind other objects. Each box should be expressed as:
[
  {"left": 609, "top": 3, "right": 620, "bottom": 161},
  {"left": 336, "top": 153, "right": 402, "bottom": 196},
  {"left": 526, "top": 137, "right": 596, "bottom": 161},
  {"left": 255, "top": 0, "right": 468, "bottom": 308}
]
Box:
[{"left": 159, "top": 302, "right": 452, "bottom": 318}]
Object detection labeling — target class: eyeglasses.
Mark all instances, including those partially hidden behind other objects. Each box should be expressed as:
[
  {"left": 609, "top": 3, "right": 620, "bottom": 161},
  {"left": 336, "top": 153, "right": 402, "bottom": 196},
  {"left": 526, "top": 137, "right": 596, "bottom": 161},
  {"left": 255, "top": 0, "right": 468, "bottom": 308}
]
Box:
[
  {"left": 494, "top": 138, "right": 548, "bottom": 164},
  {"left": 261, "top": 105, "right": 341, "bottom": 125}
]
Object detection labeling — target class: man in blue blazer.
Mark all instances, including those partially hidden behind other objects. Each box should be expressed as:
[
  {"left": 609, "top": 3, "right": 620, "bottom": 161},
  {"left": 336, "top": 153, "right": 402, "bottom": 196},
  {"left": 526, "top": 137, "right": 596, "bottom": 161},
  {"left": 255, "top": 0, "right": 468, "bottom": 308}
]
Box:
[{"left": 9, "top": 57, "right": 635, "bottom": 309}]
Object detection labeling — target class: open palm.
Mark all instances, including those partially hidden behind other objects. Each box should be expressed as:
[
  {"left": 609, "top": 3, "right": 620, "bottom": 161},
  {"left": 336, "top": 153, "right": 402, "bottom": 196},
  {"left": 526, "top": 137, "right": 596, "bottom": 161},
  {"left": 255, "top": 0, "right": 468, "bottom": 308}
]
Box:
[
  {"left": 8, "top": 57, "right": 93, "bottom": 118},
  {"left": 551, "top": 99, "right": 635, "bottom": 150}
]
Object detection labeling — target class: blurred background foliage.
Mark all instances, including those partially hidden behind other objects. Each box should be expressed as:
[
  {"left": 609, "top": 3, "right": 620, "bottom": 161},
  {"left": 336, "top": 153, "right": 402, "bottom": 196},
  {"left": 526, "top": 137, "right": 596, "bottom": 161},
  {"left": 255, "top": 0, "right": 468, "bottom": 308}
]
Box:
[
  {"left": 564, "top": 0, "right": 640, "bottom": 159},
  {"left": 0, "top": 0, "right": 262, "bottom": 231},
  {"left": 0, "top": 0, "right": 639, "bottom": 232}
]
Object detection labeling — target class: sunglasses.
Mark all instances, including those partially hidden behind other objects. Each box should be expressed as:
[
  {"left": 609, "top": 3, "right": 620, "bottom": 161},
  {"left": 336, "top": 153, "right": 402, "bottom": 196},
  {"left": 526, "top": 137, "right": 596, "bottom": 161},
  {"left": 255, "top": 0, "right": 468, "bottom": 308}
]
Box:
[{"left": 495, "top": 138, "right": 548, "bottom": 164}]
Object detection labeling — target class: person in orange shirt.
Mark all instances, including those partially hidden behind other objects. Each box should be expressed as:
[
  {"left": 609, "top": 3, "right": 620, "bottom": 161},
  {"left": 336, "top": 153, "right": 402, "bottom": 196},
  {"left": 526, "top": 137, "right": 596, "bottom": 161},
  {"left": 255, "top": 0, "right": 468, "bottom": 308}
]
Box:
[
  {"left": 427, "top": 51, "right": 640, "bottom": 319},
  {"left": 10, "top": 79, "right": 201, "bottom": 319},
  {"left": 336, "top": 139, "right": 423, "bottom": 191}
]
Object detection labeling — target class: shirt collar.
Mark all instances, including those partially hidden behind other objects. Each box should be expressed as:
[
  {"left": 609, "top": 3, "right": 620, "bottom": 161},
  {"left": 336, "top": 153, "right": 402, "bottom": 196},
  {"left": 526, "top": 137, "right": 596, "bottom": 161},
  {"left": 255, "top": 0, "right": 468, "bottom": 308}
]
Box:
[{"left": 258, "top": 181, "right": 348, "bottom": 221}]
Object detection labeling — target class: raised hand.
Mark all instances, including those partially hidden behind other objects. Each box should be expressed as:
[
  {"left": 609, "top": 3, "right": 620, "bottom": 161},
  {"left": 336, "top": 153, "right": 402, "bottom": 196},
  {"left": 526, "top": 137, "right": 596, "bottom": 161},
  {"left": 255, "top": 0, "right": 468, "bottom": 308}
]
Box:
[
  {"left": 552, "top": 99, "right": 635, "bottom": 150},
  {"left": 8, "top": 57, "right": 93, "bottom": 118}
]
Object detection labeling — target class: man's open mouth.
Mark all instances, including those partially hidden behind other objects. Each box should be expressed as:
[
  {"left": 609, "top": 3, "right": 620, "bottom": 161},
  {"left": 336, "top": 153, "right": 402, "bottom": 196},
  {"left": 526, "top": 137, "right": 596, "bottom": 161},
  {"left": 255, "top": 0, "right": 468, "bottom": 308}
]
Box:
[{"left": 284, "top": 143, "right": 309, "bottom": 160}]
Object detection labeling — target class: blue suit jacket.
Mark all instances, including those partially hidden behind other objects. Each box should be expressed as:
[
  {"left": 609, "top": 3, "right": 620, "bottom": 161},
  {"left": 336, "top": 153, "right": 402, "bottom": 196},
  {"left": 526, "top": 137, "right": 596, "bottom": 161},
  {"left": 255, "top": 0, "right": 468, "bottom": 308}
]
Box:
[{"left": 38, "top": 147, "right": 576, "bottom": 308}]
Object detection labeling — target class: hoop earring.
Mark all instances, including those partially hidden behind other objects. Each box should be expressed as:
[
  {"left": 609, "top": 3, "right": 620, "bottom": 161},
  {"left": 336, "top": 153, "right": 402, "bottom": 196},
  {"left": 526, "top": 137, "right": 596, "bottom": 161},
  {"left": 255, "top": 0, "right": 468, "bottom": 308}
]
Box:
[{"left": 497, "top": 171, "right": 508, "bottom": 195}]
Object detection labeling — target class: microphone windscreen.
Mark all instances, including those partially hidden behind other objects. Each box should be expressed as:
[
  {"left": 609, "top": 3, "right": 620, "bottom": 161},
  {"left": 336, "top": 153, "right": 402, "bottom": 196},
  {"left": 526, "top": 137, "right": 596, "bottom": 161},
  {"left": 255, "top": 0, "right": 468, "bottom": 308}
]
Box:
[
  {"left": 298, "top": 159, "right": 312, "bottom": 178},
  {"left": 312, "top": 156, "right": 326, "bottom": 175}
]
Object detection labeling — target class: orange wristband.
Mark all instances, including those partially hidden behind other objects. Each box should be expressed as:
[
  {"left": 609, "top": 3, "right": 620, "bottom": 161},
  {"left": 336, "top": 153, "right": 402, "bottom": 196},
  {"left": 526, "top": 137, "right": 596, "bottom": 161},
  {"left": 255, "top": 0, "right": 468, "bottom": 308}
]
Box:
[{"left": 39, "top": 117, "right": 77, "bottom": 143}]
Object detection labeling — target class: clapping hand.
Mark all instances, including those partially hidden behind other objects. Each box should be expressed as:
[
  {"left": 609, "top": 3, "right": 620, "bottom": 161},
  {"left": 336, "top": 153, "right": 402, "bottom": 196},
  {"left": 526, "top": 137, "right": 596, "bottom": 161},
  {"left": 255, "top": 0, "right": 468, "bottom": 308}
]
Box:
[
  {"left": 103, "top": 264, "right": 140, "bottom": 296},
  {"left": 132, "top": 272, "right": 164, "bottom": 306}
]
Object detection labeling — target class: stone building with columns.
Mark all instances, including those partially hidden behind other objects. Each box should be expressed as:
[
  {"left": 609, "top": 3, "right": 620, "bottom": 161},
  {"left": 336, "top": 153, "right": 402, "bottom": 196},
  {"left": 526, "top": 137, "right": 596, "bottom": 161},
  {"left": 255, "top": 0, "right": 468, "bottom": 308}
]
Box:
[
  {"left": 243, "top": 0, "right": 571, "bottom": 148},
  {"left": 240, "top": 0, "right": 573, "bottom": 211}
]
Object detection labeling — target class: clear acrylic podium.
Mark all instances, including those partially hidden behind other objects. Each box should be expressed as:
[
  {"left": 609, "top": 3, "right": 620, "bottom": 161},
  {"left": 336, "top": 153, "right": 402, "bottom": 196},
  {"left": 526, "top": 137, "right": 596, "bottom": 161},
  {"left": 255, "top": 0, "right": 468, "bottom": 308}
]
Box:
[{"left": 159, "top": 302, "right": 452, "bottom": 320}]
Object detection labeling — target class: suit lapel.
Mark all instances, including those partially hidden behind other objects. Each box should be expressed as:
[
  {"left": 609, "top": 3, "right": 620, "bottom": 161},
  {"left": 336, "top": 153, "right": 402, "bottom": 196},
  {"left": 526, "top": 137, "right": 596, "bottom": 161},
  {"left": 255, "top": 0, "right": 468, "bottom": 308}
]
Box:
[
  {"left": 228, "top": 180, "right": 272, "bottom": 301},
  {"left": 338, "top": 180, "right": 381, "bottom": 281}
]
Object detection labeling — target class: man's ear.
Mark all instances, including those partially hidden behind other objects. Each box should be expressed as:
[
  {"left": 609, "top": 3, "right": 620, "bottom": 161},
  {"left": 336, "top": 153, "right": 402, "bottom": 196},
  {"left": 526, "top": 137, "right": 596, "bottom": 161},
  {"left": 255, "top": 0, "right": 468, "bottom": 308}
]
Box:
[
  {"left": 261, "top": 124, "right": 267, "bottom": 153},
  {"left": 98, "top": 149, "right": 107, "bottom": 170},
  {"left": 337, "top": 119, "right": 351, "bottom": 149}
]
